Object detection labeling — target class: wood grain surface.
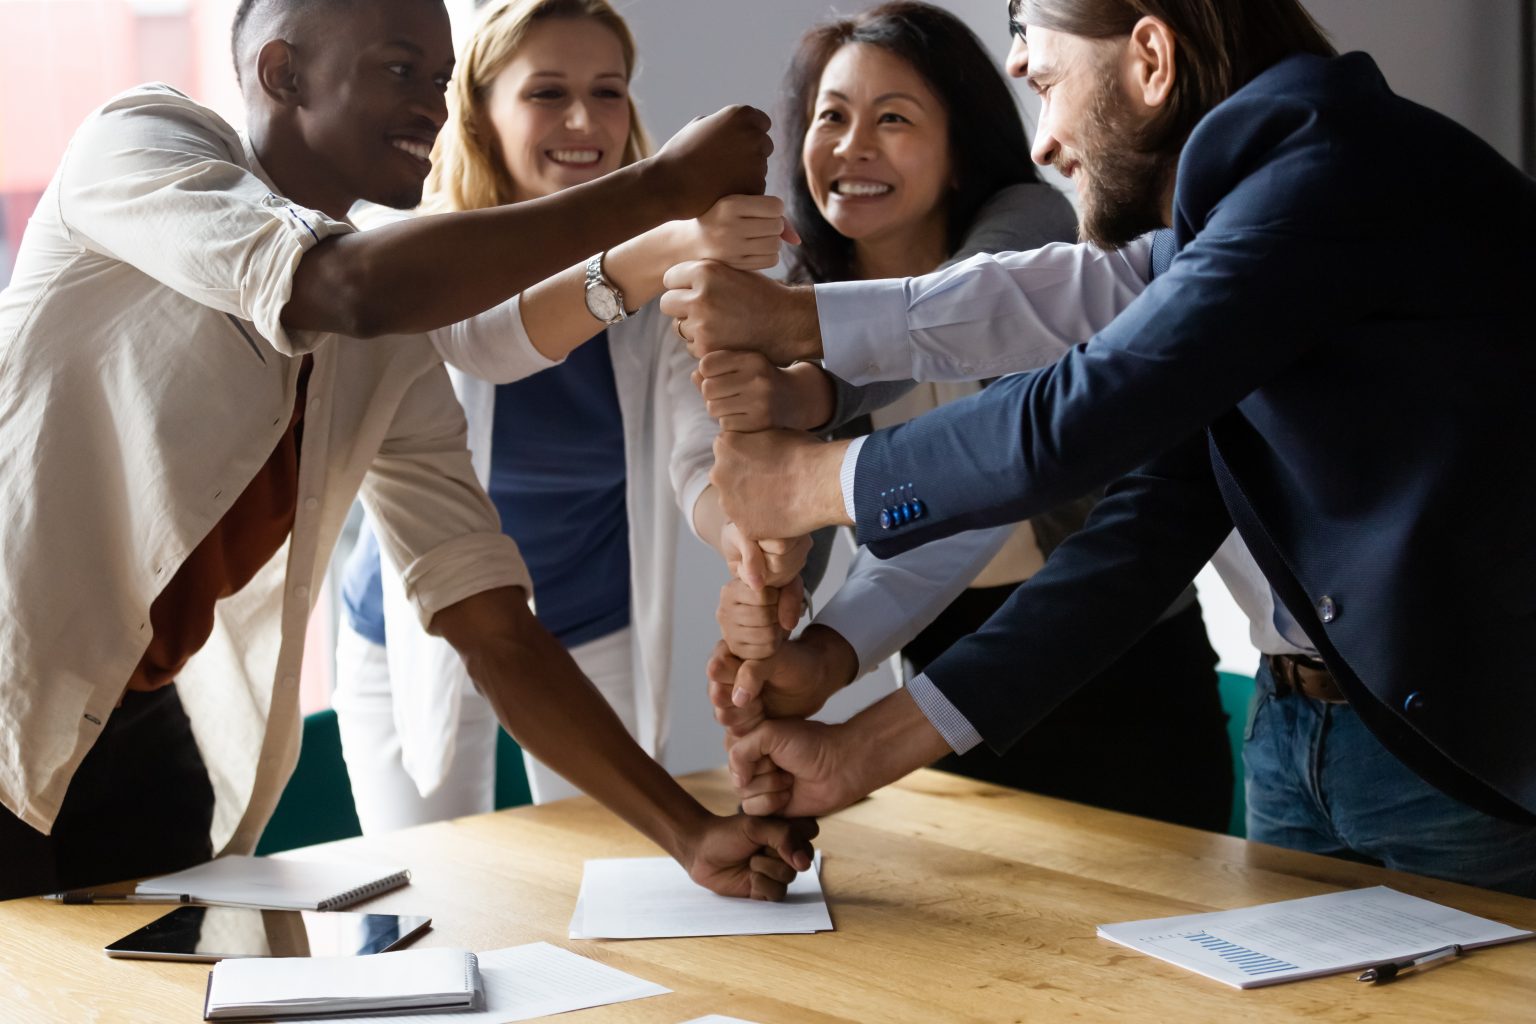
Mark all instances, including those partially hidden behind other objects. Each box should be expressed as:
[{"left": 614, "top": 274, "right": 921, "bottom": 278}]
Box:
[{"left": 3, "top": 769, "right": 1533, "bottom": 1023}]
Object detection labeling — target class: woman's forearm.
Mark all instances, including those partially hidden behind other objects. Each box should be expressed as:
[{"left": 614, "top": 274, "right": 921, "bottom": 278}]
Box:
[{"left": 516, "top": 221, "right": 686, "bottom": 361}]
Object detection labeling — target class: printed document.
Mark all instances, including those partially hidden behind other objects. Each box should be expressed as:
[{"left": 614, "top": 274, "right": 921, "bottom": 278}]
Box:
[{"left": 1098, "top": 886, "right": 1532, "bottom": 988}]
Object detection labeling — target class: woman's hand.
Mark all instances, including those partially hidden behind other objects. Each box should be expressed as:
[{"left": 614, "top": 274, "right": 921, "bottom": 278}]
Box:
[
  {"left": 717, "top": 520, "right": 812, "bottom": 593},
  {"left": 693, "top": 350, "right": 835, "bottom": 432},
  {"left": 666, "top": 194, "right": 800, "bottom": 273},
  {"left": 715, "top": 575, "right": 804, "bottom": 660},
  {"left": 598, "top": 196, "right": 796, "bottom": 315}
]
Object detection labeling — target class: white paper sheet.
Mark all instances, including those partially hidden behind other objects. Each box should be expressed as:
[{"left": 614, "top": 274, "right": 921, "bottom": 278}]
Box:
[
  {"left": 678, "top": 1017, "right": 764, "bottom": 1023},
  {"left": 1098, "top": 886, "right": 1533, "bottom": 989},
  {"left": 569, "top": 853, "right": 832, "bottom": 939},
  {"left": 299, "top": 942, "right": 670, "bottom": 1022}
]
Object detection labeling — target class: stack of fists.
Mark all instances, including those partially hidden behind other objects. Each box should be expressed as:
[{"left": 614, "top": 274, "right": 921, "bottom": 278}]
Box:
[{"left": 662, "top": 259, "right": 870, "bottom": 814}]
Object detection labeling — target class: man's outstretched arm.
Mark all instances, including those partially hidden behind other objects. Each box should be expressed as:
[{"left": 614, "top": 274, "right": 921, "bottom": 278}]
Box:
[
  {"left": 285, "top": 105, "right": 774, "bottom": 339},
  {"left": 433, "top": 586, "right": 816, "bottom": 900}
]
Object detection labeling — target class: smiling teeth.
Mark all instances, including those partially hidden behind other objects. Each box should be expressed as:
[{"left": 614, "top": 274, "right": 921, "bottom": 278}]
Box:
[
  {"left": 836, "top": 181, "right": 892, "bottom": 197},
  {"left": 550, "top": 149, "right": 601, "bottom": 164},
  {"left": 392, "top": 139, "right": 432, "bottom": 161}
]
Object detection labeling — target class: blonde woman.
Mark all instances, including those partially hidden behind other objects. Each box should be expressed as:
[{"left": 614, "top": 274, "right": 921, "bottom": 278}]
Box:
[{"left": 334, "top": 0, "right": 795, "bottom": 830}]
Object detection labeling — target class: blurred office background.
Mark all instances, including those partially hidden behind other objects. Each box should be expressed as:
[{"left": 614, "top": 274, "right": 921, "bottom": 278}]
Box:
[{"left": 1, "top": 0, "right": 1531, "bottom": 773}]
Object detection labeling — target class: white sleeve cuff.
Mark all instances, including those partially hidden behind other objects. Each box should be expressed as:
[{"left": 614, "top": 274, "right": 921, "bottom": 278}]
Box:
[
  {"left": 815, "top": 278, "right": 915, "bottom": 385},
  {"left": 906, "top": 672, "right": 984, "bottom": 754},
  {"left": 839, "top": 435, "right": 866, "bottom": 523}
]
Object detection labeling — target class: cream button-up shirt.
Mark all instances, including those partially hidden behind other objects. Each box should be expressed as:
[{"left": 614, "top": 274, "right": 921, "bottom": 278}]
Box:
[{"left": 0, "top": 84, "right": 531, "bottom": 853}]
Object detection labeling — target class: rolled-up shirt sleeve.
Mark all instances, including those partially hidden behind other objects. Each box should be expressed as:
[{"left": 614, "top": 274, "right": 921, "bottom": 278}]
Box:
[
  {"left": 55, "top": 87, "right": 351, "bottom": 357},
  {"left": 817, "top": 237, "right": 1154, "bottom": 386},
  {"left": 361, "top": 359, "right": 533, "bottom": 628}
]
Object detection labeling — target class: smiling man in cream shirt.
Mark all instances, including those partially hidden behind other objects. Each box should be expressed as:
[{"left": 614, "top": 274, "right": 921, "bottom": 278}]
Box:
[{"left": 0, "top": 0, "right": 815, "bottom": 901}]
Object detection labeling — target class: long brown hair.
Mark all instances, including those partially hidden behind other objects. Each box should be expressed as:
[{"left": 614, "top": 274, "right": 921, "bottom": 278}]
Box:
[
  {"left": 782, "top": 1, "right": 1040, "bottom": 284},
  {"left": 424, "top": 0, "right": 652, "bottom": 213},
  {"left": 1013, "top": 0, "right": 1334, "bottom": 154}
]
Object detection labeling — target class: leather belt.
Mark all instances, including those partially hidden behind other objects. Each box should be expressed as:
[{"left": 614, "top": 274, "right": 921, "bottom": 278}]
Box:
[{"left": 1266, "top": 653, "right": 1348, "bottom": 704}]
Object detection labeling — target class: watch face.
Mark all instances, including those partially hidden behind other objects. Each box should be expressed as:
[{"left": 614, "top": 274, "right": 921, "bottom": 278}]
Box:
[{"left": 586, "top": 284, "right": 622, "bottom": 323}]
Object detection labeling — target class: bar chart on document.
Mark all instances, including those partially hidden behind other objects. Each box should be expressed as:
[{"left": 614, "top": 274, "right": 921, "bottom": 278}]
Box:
[{"left": 1141, "top": 928, "right": 1299, "bottom": 981}]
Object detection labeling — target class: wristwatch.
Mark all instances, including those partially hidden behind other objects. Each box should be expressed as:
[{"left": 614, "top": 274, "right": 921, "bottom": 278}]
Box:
[{"left": 583, "top": 252, "right": 631, "bottom": 324}]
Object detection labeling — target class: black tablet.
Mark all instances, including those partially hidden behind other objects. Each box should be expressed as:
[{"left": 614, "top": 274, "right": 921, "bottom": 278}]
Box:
[{"left": 104, "top": 906, "right": 432, "bottom": 962}]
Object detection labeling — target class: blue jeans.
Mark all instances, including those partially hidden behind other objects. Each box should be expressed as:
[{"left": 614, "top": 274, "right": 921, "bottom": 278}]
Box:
[{"left": 1243, "top": 660, "right": 1536, "bottom": 897}]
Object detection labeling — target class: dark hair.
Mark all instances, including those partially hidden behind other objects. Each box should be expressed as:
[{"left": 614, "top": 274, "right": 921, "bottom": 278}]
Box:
[
  {"left": 782, "top": 1, "right": 1039, "bottom": 284},
  {"left": 1012, "top": 0, "right": 1335, "bottom": 153},
  {"left": 231, "top": 0, "right": 360, "bottom": 82}
]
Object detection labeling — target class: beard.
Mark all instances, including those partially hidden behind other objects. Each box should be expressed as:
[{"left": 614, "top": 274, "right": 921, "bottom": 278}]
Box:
[{"left": 1066, "top": 70, "right": 1179, "bottom": 250}]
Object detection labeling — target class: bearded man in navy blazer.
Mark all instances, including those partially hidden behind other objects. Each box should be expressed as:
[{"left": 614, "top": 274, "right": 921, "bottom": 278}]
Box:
[{"left": 692, "top": 0, "right": 1536, "bottom": 895}]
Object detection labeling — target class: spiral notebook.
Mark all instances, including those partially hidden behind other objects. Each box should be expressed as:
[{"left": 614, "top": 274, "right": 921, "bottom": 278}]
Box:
[{"left": 137, "top": 856, "right": 410, "bottom": 911}]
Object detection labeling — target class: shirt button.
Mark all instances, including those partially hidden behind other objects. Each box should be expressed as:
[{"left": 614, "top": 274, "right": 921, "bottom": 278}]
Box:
[
  {"left": 1403, "top": 691, "right": 1425, "bottom": 713},
  {"left": 281, "top": 676, "right": 297, "bottom": 688},
  {"left": 1316, "top": 595, "right": 1339, "bottom": 623},
  {"left": 294, "top": 585, "right": 309, "bottom": 599},
  {"left": 304, "top": 497, "right": 319, "bottom": 511}
]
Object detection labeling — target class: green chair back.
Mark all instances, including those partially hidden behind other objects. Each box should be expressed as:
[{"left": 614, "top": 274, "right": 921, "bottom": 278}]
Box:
[
  {"left": 257, "top": 710, "right": 533, "bottom": 855},
  {"left": 1216, "top": 671, "right": 1254, "bottom": 838},
  {"left": 494, "top": 731, "right": 532, "bottom": 810},
  {"left": 256, "top": 709, "right": 363, "bottom": 855}
]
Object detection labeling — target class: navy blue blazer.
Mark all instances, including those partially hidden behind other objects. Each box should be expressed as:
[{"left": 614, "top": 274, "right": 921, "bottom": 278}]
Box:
[{"left": 853, "top": 52, "right": 1536, "bottom": 820}]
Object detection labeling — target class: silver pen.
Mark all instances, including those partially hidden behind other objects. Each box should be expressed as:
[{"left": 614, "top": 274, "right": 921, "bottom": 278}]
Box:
[
  {"left": 1357, "top": 943, "right": 1463, "bottom": 983},
  {"left": 41, "top": 890, "right": 192, "bottom": 905}
]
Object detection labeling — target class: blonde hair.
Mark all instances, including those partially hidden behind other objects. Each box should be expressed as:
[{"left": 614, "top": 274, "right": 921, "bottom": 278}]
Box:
[{"left": 424, "top": 0, "right": 652, "bottom": 213}]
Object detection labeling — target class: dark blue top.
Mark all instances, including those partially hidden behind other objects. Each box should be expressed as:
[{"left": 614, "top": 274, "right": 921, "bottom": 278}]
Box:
[{"left": 342, "top": 331, "right": 631, "bottom": 648}]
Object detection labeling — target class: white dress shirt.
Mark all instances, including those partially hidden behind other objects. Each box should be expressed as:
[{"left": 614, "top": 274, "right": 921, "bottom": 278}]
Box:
[
  {"left": 0, "top": 85, "right": 530, "bottom": 850},
  {"left": 814, "top": 238, "right": 1304, "bottom": 720}
]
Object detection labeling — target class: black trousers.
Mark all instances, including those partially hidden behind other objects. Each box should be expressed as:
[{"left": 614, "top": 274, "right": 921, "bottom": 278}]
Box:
[
  {"left": 0, "top": 684, "right": 215, "bottom": 900},
  {"left": 916, "top": 592, "right": 1234, "bottom": 833}
]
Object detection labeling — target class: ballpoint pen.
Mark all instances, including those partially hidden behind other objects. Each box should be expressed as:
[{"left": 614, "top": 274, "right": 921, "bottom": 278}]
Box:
[
  {"left": 40, "top": 891, "right": 193, "bottom": 905},
  {"left": 1357, "top": 943, "right": 1463, "bottom": 983}
]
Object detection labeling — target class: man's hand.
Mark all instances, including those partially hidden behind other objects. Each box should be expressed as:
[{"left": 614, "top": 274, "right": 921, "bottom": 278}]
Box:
[
  {"left": 693, "top": 351, "right": 835, "bottom": 433},
  {"left": 711, "top": 429, "right": 852, "bottom": 541},
  {"left": 682, "top": 812, "right": 818, "bottom": 901},
  {"left": 727, "top": 690, "right": 952, "bottom": 817},
  {"left": 707, "top": 625, "right": 858, "bottom": 735},
  {"left": 660, "top": 260, "right": 821, "bottom": 363},
  {"left": 650, "top": 106, "right": 774, "bottom": 217},
  {"left": 726, "top": 718, "right": 866, "bottom": 818}
]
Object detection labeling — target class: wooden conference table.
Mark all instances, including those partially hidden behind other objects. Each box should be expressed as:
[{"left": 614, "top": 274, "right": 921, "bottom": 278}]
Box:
[{"left": 3, "top": 769, "right": 1534, "bottom": 1023}]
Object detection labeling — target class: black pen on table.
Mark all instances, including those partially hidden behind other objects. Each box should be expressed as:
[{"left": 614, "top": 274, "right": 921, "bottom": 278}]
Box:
[
  {"left": 1357, "top": 943, "right": 1463, "bottom": 983},
  {"left": 40, "top": 891, "right": 192, "bottom": 905}
]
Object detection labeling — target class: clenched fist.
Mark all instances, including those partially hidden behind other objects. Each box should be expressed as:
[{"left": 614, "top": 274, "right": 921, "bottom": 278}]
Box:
[{"left": 650, "top": 106, "right": 774, "bottom": 217}]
